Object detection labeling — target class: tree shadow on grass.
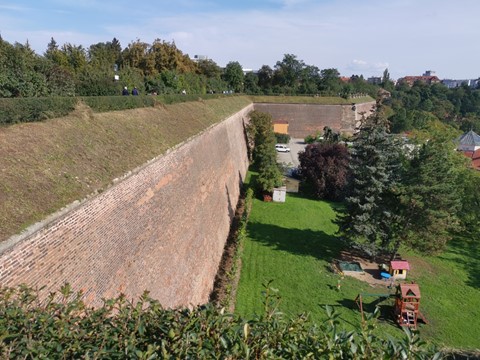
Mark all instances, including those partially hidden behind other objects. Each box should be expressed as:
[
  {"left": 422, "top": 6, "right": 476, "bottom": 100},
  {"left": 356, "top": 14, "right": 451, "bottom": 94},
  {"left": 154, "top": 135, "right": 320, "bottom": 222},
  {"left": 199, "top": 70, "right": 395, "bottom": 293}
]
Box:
[
  {"left": 247, "top": 221, "right": 344, "bottom": 264},
  {"left": 337, "top": 297, "right": 397, "bottom": 326},
  {"left": 437, "top": 235, "right": 480, "bottom": 289}
]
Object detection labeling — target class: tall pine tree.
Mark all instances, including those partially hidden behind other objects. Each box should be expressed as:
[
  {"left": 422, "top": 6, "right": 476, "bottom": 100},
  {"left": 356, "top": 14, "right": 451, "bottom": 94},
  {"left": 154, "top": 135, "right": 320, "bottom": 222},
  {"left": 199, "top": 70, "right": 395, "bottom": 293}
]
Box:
[{"left": 336, "top": 100, "right": 403, "bottom": 258}]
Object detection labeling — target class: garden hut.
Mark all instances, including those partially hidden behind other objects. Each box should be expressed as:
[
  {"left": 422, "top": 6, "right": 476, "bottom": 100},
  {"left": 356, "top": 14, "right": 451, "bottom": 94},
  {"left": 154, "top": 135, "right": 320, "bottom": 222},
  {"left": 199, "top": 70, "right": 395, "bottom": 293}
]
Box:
[
  {"left": 389, "top": 260, "right": 410, "bottom": 280},
  {"left": 394, "top": 283, "right": 421, "bottom": 329}
]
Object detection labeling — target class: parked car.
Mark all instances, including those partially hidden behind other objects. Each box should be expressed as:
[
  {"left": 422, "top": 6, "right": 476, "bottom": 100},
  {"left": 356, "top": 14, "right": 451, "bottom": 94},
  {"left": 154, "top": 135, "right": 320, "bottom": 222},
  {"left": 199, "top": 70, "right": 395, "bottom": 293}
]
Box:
[{"left": 275, "top": 144, "right": 290, "bottom": 152}]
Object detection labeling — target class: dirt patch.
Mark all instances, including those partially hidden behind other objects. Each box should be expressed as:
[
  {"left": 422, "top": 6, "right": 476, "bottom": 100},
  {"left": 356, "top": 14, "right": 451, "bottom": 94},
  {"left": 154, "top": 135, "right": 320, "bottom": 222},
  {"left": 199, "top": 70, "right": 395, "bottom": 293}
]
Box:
[{"left": 336, "top": 249, "right": 394, "bottom": 288}]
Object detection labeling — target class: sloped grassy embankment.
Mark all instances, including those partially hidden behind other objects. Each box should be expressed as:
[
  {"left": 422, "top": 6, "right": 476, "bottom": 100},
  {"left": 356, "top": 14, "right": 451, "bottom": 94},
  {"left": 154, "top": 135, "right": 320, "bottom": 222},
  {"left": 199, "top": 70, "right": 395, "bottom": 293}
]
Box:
[{"left": 0, "top": 96, "right": 252, "bottom": 243}]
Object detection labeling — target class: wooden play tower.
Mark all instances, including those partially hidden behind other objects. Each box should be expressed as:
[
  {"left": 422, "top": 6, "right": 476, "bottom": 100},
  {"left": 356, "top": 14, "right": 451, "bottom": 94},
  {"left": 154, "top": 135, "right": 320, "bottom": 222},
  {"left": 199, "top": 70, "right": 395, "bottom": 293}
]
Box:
[{"left": 394, "top": 283, "right": 421, "bottom": 329}]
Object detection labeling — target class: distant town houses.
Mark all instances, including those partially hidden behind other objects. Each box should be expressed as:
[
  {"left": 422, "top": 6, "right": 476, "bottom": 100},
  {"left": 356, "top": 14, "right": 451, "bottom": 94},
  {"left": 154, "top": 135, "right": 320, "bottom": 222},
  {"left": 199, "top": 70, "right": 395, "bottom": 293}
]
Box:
[
  {"left": 398, "top": 70, "right": 441, "bottom": 86},
  {"left": 395, "top": 70, "right": 479, "bottom": 88},
  {"left": 442, "top": 78, "right": 480, "bottom": 89},
  {"left": 367, "top": 76, "right": 382, "bottom": 85}
]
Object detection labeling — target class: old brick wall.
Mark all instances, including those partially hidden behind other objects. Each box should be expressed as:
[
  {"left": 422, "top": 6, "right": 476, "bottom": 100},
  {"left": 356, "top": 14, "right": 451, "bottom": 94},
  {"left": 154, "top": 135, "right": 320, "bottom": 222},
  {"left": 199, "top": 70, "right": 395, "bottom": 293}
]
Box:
[
  {"left": 254, "top": 101, "right": 375, "bottom": 137},
  {"left": 0, "top": 105, "right": 253, "bottom": 308}
]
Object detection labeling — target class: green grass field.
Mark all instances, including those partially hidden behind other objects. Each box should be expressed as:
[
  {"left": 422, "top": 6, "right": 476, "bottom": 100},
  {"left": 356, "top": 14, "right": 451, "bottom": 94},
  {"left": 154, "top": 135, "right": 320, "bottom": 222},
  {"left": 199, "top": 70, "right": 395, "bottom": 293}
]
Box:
[{"left": 235, "top": 191, "right": 480, "bottom": 350}]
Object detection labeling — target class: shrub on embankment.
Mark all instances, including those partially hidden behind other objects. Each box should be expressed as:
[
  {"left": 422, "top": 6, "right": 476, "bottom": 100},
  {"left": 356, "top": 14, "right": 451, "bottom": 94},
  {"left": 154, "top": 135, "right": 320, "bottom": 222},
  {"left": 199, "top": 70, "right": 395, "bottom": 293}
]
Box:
[
  {"left": 0, "top": 94, "right": 239, "bottom": 125},
  {"left": 0, "top": 96, "right": 251, "bottom": 243},
  {"left": 0, "top": 284, "right": 439, "bottom": 359}
]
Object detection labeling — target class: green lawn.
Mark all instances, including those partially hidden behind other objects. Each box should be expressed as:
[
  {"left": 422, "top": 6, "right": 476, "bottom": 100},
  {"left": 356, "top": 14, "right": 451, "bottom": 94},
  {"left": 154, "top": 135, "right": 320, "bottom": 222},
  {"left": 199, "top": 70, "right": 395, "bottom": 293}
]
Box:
[{"left": 235, "top": 192, "right": 480, "bottom": 350}]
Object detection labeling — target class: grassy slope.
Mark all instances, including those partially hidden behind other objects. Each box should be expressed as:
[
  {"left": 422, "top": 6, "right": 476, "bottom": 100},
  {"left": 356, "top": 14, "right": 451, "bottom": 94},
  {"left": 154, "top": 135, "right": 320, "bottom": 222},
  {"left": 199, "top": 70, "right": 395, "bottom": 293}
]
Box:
[
  {"left": 235, "top": 190, "right": 480, "bottom": 350},
  {"left": 0, "top": 97, "right": 252, "bottom": 242},
  {"left": 404, "top": 237, "right": 480, "bottom": 349}
]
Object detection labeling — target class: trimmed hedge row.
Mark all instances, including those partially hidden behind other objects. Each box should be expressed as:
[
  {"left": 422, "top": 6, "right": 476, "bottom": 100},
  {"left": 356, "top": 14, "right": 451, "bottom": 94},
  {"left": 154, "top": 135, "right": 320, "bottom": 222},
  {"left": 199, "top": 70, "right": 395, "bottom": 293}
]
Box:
[
  {"left": 157, "top": 93, "right": 238, "bottom": 104},
  {"left": 81, "top": 95, "right": 157, "bottom": 112},
  {"left": 0, "top": 97, "right": 77, "bottom": 124},
  {"left": 0, "top": 94, "right": 240, "bottom": 125},
  {"left": 0, "top": 284, "right": 440, "bottom": 359}
]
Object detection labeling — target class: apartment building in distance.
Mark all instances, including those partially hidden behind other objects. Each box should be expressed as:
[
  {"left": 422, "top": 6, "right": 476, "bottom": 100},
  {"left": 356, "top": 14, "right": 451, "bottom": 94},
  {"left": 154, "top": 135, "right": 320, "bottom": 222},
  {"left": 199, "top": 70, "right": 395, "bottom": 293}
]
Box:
[
  {"left": 398, "top": 70, "right": 441, "bottom": 86},
  {"left": 442, "top": 78, "right": 479, "bottom": 89},
  {"left": 397, "top": 70, "right": 479, "bottom": 89}
]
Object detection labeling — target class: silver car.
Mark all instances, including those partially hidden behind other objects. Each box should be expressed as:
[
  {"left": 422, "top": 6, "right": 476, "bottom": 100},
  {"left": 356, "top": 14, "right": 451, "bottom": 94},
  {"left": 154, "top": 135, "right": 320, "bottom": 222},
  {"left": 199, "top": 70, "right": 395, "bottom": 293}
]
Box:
[{"left": 275, "top": 144, "right": 290, "bottom": 152}]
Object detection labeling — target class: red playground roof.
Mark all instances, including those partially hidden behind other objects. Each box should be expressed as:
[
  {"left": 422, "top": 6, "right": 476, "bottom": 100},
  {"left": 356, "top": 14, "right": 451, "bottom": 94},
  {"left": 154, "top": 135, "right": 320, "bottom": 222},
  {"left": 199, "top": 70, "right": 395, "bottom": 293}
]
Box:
[
  {"left": 400, "top": 283, "right": 421, "bottom": 298},
  {"left": 391, "top": 260, "right": 410, "bottom": 270}
]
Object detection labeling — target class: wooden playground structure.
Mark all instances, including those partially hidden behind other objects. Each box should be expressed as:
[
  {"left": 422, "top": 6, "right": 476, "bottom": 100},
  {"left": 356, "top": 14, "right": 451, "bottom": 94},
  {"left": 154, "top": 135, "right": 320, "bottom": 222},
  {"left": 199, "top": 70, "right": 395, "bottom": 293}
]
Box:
[{"left": 355, "top": 282, "right": 427, "bottom": 329}]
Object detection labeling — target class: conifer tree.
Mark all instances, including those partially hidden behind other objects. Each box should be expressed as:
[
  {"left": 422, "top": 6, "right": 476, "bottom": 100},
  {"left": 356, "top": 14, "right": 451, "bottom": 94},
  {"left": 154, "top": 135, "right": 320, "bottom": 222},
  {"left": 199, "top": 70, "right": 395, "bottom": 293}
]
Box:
[
  {"left": 336, "top": 100, "right": 403, "bottom": 257},
  {"left": 393, "top": 129, "right": 466, "bottom": 254},
  {"left": 247, "top": 111, "right": 283, "bottom": 194}
]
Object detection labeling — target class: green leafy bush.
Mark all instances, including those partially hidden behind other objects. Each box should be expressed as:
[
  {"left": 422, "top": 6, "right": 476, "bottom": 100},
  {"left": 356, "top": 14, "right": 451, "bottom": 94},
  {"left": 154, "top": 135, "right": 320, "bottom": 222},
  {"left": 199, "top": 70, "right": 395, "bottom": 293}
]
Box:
[
  {"left": 274, "top": 132, "right": 291, "bottom": 144},
  {"left": 0, "top": 94, "right": 242, "bottom": 125},
  {"left": 157, "top": 93, "right": 237, "bottom": 104},
  {"left": 0, "top": 283, "right": 440, "bottom": 359},
  {"left": 304, "top": 131, "right": 322, "bottom": 144},
  {"left": 80, "top": 95, "right": 156, "bottom": 112},
  {"left": 0, "top": 97, "right": 77, "bottom": 124}
]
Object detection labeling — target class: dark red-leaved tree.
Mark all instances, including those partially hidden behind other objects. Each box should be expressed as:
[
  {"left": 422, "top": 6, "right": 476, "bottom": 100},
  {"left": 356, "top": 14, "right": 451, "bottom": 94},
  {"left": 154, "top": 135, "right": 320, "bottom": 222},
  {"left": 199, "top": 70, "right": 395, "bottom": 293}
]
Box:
[{"left": 298, "top": 143, "right": 350, "bottom": 201}]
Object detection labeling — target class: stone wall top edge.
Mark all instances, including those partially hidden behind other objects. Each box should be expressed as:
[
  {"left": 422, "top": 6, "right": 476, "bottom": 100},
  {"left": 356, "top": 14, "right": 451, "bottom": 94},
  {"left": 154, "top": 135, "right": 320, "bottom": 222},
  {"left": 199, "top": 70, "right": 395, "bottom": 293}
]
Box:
[
  {"left": 254, "top": 101, "right": 375, "bottom": 107},
  {"left": 254, "top": 102, "right": 343, "bottom": 107},
  {"left": 0, "top": 103, "right": 254, "bottom": 257}
]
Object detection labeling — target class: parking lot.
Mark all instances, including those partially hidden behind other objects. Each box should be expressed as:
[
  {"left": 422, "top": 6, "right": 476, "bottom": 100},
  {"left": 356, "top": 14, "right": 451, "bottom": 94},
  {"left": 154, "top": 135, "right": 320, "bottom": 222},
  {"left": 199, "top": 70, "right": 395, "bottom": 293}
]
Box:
[{"left": 276, "top": 138, "right": 306, "bottom": 168}]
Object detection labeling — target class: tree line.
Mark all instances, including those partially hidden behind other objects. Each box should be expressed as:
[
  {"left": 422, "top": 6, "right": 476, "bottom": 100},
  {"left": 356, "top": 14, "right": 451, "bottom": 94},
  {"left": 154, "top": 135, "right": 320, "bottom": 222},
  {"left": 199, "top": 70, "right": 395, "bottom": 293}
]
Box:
[
  {"left": 0, "top": 37, "right": 358, "bottom": 98},
  {"left": 2, "top": 36, "right": 480, "bottom": 132},
  {"left": 298, "top": 98, "right": 480, "bottom": 261}
]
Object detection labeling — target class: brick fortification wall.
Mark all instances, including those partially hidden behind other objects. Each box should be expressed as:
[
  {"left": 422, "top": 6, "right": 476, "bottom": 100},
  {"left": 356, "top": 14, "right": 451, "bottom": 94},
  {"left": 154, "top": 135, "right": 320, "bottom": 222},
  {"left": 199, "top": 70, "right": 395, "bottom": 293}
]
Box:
[
  {"left": 254, "top": 101, "right": 375, "bottom": 138},
  {"left": 0, "top": 105, "right": 253, "bottom": 308}
]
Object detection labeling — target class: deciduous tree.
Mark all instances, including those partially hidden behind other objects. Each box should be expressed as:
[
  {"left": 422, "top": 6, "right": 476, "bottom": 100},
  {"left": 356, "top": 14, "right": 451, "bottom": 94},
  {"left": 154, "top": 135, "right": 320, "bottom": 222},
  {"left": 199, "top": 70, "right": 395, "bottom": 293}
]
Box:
[
  {"left": 223, "top": 61, "right": 244, "bottom": 93},
  {"left": 391, "top": 123, "right": 468, "bottom": 255},
  {"left": 299, "top": 142, "right": 350, "bottom": 200}
]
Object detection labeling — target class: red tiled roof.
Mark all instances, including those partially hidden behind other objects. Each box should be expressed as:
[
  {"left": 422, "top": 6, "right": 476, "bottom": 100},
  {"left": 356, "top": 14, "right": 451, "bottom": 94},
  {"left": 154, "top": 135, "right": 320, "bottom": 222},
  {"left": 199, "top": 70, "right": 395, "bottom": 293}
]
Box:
[
  {"left": 472, "top": 149, "right": 480, "bottom": 170},
  {"left": 273, "top": 120, "right": 289, "bottom": 124},
  {"left": 461, "top": 149, "right": 480, "bottom": 170},
  {"left": 403, "top": 76, "right": 439, "bottom": 81},
  {"left": 391, "top": 260, "right": 410, "bottom": 270},
  {"left": 400, "top": 76, "right": 440, "bottom": 85}
]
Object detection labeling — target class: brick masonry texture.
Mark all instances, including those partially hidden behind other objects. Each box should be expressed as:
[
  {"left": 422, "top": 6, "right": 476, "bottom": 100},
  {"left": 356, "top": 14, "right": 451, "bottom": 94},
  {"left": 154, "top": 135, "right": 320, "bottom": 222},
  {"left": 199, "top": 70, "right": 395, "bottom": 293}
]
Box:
[
  {"left": 0, "top": 101, "right": 373, "bottom": 308},
  {"left": 254, "top": 102, "right": 375, "bottom": 138},
  {"left": 0, "top": 105, "right": 253, "bottom": 308}
]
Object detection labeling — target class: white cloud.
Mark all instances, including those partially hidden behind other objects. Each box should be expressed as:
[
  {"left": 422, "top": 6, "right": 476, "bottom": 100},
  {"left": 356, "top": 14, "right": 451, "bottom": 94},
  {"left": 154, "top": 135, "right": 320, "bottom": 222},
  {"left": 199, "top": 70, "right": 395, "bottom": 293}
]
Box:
[
  {"left": 1, "top": 0, "right": 479, "bottom": 78},
  {"left": 345, "top": 60, "right": 389, "bottom": 77}
]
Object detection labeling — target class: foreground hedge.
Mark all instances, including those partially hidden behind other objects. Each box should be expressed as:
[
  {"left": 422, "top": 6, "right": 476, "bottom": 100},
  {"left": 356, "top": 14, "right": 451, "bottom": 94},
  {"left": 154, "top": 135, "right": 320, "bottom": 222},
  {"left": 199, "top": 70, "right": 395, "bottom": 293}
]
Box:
[{"left": 0, "top": 284, "right": 440, "bottom": 359}]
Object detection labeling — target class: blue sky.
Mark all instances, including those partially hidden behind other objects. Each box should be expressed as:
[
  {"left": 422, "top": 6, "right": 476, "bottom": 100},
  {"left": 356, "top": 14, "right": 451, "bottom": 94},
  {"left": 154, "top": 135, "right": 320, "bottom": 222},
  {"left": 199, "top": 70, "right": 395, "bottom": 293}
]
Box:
[{"left": 1, "top": 0, "right": 479, "bottom": 79}]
